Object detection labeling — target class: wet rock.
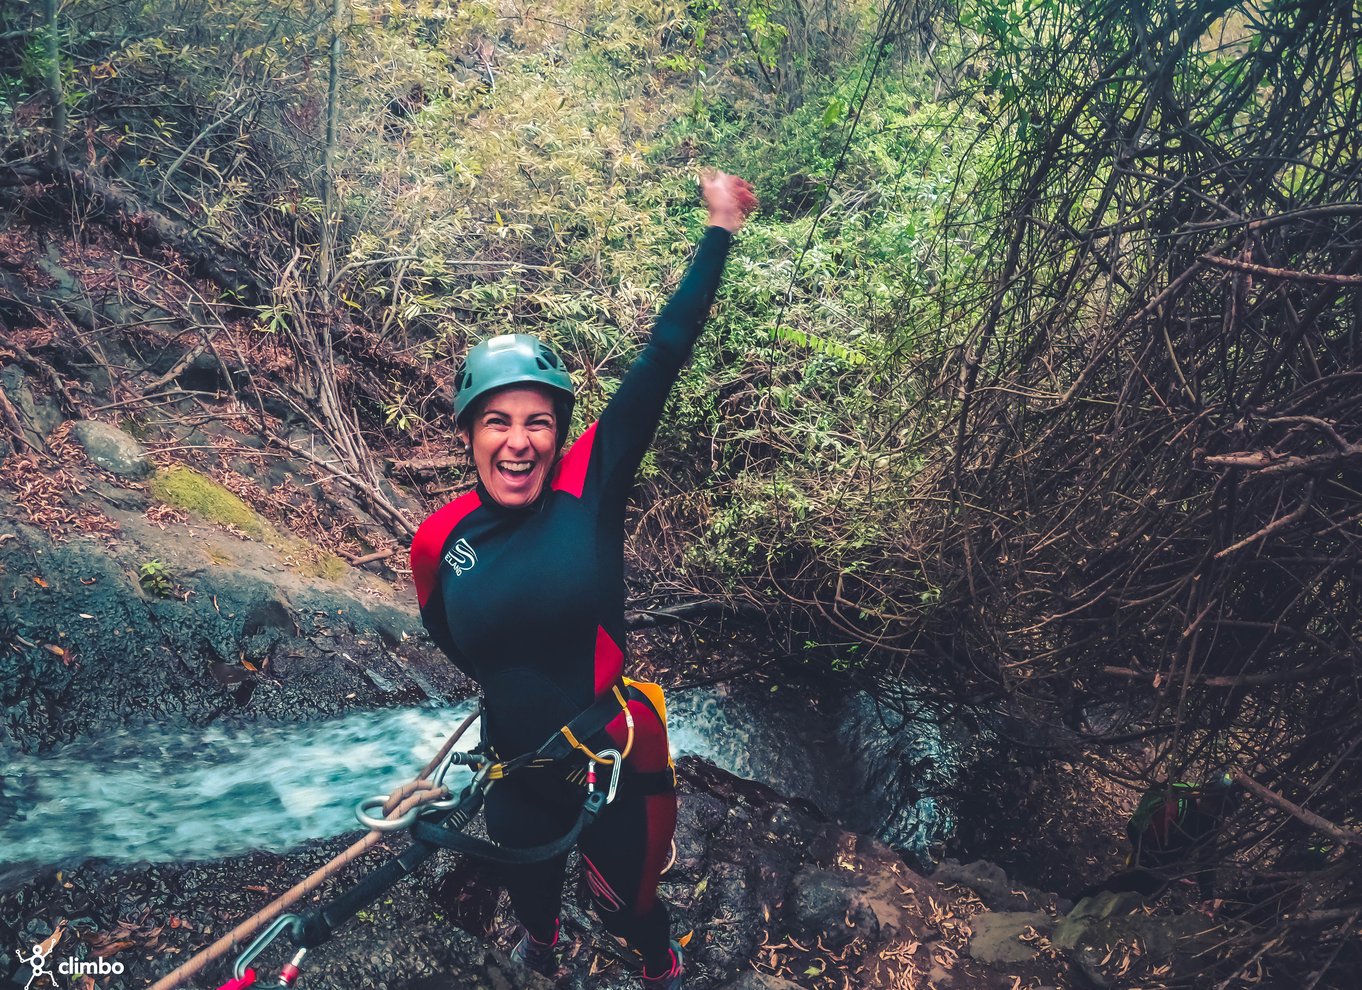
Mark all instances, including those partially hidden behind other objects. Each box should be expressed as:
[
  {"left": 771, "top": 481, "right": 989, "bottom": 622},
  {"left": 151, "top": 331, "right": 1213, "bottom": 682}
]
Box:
[
  {"left": 243, "top": 598, "right": 294, "bottom": 636},
  {"left": 932, "top": 858, "right": 1051, "bottom": 911},
  {"left": 370, "top": 607, "right": 420, "bottom": 647},
  {"left": 1069, "top": 912, "right": 1210, "bottom": 988},
  {"left": 0, "top": 523, "right": 459, "bottom": 754},
  {"left": 405, "top": 665, "right": 450, "bottom": 704},
  {"left": 788, "top": 867, "right": 881, "bottom": 950},
  {"left": 717, "top": 973, "right": 803, "bottom": 990},
  {"left": 1052, "top": 890, "right": 1144, "bottom": 951},
  {"left": 69, "top": 420, "right": 154, "bottom": 478},
  {"left": 967, "top": 910, "right": 1052, "bottom": 964},
  {"left": 1072, "top": 940, "right": 1117, "bottom": 988},
  {"left": 365, "top": 667, "right": 398, "bottom": 693}
]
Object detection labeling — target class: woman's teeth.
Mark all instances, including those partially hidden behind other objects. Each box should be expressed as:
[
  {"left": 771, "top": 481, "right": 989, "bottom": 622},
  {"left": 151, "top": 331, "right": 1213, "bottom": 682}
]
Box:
[{"left": 499, "top": 461, "right": 533, "bottom": 475}]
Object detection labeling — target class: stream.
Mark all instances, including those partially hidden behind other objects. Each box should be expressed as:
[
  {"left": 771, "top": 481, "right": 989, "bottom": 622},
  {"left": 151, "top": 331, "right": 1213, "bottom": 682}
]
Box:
[{"left": 0, "top": 680, "right": 962, "bottom": 879}]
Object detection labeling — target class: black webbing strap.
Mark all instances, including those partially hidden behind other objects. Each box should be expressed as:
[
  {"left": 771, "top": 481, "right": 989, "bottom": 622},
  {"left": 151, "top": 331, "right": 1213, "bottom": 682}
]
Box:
[
  {"left": 499, "top": 679, "right": 661, "bottom": 772},
  {"left": 410, "top": 789, "right": 606, "bottom": 864},
  {"left": 295, "top": 785, "right": 489, "bottom": 948},
  {"left": 629, "top": 768, "right": 676, "bottom": 796}
]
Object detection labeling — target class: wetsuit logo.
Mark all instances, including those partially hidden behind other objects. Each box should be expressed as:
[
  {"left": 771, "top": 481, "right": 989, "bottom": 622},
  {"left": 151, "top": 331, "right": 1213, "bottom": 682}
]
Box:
[{"left": 443, "top": 538, "right": 478, "bottom": 577}]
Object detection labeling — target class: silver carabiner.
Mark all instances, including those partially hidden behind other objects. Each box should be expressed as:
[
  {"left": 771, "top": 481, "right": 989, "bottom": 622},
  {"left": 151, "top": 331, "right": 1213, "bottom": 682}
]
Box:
[
  {"left": 355, "top": 794, "right": 420, "bottom": 832},
  {"left": 591, "top": 749, "right": 624, "bottom": 805},
  {"left": 428, "top": 760, "right": 493, "bottom": 813},
  {"left": 233, "top": 914, "right": 302, "bottom": 980}
]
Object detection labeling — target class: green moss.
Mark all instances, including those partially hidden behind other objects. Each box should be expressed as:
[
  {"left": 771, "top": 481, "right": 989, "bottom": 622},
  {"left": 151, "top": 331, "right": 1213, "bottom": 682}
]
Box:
[
  {"left": 300, "top": 552, "right": 349, "bottom": 582},
  {"left": 151, "top": 466, "right": 353, "bottom": 582},
  {"left": 150, "top": 467, "right": 274, "bottom": 541}
]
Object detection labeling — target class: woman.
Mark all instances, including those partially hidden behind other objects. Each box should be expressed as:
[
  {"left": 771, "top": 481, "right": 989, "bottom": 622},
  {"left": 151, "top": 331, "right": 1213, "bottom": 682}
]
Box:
[{"left": 410, "top": 171, "right": 756, "bottom": 988}]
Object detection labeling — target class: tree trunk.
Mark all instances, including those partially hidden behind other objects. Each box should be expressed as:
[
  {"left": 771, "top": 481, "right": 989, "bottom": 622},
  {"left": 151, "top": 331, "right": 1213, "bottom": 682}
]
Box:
[
  {"left": 318, "top": 0, "right": 345, "bottom": 294},
  {"left": 44, "top": 0, "right": 65, "bottom": 169}
]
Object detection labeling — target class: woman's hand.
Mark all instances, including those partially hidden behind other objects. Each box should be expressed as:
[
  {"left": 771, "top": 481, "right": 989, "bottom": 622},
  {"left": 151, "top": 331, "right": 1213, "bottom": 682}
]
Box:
[{"left": 701, "top": 170, "right": 758, "bottom": 233}]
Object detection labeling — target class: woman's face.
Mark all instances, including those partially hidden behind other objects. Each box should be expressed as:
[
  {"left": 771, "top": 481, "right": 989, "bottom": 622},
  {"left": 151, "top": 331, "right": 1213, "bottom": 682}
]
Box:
[{"left": 464, "top": 386, "right": 559, "bottom": 507}]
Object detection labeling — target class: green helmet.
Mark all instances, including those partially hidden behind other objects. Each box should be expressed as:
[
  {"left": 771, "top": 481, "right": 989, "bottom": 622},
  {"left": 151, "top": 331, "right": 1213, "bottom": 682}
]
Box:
[{"left": 453, "top": 333, "right": 575, "bottom": 432}]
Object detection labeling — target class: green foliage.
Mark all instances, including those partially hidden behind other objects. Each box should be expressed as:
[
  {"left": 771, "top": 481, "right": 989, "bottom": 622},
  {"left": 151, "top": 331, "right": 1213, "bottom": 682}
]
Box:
[
  {"left": 2, "top": 0, "right": 990, "bottom": 616},
  {"left": 137, "top": 560, "right": 173, "bottom": 598}
]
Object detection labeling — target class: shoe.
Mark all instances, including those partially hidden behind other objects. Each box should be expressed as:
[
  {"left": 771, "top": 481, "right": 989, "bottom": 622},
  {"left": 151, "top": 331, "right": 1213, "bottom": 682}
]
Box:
[
  {"left": 510, "top": 918, "right": 560, "bottom": 974},
  {"left": 640, "top": 939, "right": 683, "bottom": 989}
]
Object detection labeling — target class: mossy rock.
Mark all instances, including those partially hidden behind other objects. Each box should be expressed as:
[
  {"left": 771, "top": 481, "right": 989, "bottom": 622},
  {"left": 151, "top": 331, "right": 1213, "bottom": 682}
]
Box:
[
  {"left": 150, "top": 467, "right": 275, "bottom": 541},
  {"left": 299, "top": 552, "right": 348, "bottom": 582},
  {"left": 149, "top": 467, "right": 352, "bottom": 584}
]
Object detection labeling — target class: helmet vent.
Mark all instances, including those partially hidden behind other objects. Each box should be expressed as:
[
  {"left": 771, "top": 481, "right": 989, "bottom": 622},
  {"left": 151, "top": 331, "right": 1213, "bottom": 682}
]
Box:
[{"left": 538, "top": 345, "right": 560, "bottom": 368}]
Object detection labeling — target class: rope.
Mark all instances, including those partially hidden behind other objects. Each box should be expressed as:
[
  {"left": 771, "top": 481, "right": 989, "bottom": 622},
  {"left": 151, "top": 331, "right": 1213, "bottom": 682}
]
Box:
[{"left": 148, "top": 707, "right": 480, "bottom": 990}]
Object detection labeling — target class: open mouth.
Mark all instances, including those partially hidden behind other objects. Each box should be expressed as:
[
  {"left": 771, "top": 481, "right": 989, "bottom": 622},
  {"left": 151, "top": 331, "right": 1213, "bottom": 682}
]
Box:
[{"left": 497, "top": 460, "right": 536, "bottom": 483}]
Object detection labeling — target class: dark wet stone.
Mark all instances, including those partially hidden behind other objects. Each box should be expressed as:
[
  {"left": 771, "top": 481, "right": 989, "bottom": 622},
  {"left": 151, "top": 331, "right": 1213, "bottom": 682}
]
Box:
[
  {"left": 365, "top": 668, "right": 399, "bottom": 693},
  {"left": 1052, "top": 891, "right": 1144, "bottom": 951},
  {"left": 788, "top": 867, "right": 881, "bottom": 950},
  {"left": 243, "top": 599, "right": 294, "bottom": 636}
]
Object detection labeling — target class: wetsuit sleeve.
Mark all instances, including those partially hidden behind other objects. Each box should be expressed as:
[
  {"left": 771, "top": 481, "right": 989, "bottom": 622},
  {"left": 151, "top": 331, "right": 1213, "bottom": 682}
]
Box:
[{"left": 589, "top": 226, "right": 733, "bottom": 491}]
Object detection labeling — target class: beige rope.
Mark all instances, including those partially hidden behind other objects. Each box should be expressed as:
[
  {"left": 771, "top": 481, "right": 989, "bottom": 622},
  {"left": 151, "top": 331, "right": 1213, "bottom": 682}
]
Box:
[{"left": 148, "top": 707, "right": 480, "bottom": 990}]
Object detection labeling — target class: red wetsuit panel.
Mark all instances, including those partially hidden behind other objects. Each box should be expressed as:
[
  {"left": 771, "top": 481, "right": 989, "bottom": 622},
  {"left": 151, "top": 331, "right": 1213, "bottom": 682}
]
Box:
[
  {"left": 551, "top": 421, "right": 596, "bottom": 498},
  {"left": 410, "top": 489, "right": 482, "bottom": 608}
]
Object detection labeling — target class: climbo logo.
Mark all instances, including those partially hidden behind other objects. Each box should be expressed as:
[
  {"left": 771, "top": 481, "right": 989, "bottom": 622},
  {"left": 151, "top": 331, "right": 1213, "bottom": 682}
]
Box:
[
  {"left": 443, "top": 537, "right": 478, "bottom": 576},
  {"left": 14, "top": 920, "right": 125, "bottom": 987}
]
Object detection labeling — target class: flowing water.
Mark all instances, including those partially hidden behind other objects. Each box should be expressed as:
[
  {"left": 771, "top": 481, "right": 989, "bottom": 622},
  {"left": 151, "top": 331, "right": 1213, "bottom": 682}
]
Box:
[{"left": 1, "top": 681, "right": 958, "bottom": 876}]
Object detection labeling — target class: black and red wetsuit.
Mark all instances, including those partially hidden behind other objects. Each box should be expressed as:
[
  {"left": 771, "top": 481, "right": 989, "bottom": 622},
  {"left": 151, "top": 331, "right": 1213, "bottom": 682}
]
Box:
[{"left": 410, "top": 227, "right": 732, "bottom": 969}]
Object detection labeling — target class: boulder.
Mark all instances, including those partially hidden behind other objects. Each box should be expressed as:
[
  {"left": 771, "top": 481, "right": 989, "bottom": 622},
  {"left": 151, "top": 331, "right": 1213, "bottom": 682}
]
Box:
[
  {"left": 1069, "top": 912, "right": 1211, "bottom": 988},
  {"left": 1052, "top": 890, "right": 1144, "bottom": 950},
  {"left": 932, "top": 858, "right": 1053, "bottom": 911},
  {"left": 69, "top": 420, "right": 154, "bottom": 478},
  {"left": 787, "top": 866, "right": 883, "bottom": 950},
  {"left": 967, "top": 910, "right": 1053, "bottom": 964}
]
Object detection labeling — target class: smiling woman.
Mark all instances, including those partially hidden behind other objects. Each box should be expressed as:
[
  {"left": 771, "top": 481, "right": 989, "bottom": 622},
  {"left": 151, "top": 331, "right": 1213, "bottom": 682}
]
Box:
[
  {"left": 409, "top": 170, "right": 757, "bottom": 988},
  {"left": 464, "top": 386, "right": 560, "bottom": 508}
]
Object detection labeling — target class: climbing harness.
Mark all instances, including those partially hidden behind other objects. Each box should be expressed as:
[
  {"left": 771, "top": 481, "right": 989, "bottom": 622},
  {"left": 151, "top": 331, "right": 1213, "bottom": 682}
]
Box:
[{"left": 195, "top": 677, "right": 674, "bottom": 990}]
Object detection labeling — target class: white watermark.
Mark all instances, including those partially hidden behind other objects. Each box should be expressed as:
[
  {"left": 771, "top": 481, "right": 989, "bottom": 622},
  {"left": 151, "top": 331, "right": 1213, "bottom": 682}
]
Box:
[{"left": 15, "top": 921, "right": 125, "bottom": 988}]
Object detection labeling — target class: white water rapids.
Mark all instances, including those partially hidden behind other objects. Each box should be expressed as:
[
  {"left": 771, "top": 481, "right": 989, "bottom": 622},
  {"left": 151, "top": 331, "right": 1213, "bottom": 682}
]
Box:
[{"left": 1, "top": 683, "right": 957, "bottom": 874}]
